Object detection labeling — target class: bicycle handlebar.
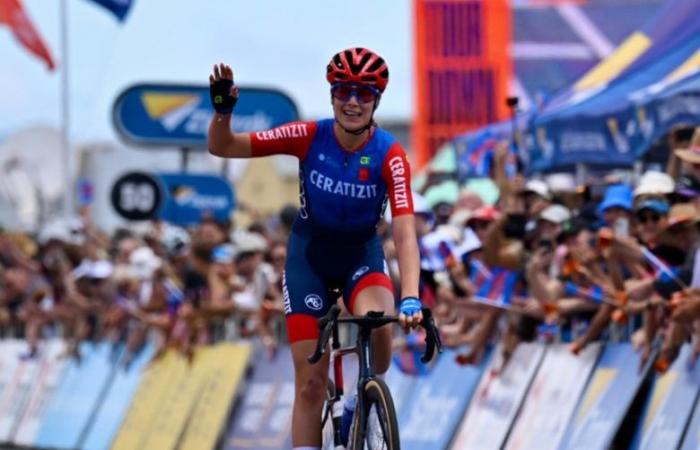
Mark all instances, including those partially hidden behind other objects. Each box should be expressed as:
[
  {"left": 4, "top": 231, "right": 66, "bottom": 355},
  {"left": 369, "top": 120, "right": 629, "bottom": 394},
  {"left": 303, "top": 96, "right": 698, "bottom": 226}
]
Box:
[{"left": 307, "top": 305, "right": 443, "bottom": 364}]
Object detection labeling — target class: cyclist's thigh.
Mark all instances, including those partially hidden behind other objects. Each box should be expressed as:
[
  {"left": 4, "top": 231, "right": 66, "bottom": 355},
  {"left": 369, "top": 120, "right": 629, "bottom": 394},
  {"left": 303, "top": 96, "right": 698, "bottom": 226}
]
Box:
[
  {"left": 284, "top": 232, "right": 334, "bottom": 343},
  {"left": 342, "top": 237, "right": 394, "bottom": 315}
]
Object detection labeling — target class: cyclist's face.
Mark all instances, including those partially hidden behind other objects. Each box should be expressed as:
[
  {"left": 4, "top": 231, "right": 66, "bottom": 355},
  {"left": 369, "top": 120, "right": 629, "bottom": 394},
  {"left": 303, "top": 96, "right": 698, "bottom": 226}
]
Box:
[{"left": 331, "top": 83, "right": 377, "bottom": 130}]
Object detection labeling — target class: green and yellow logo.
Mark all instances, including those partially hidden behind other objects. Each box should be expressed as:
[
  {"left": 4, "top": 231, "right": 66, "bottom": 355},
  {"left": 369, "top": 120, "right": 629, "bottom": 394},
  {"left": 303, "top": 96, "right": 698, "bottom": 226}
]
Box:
[{"left": 360, "top": 156, "right": 371, "bottom": 165}]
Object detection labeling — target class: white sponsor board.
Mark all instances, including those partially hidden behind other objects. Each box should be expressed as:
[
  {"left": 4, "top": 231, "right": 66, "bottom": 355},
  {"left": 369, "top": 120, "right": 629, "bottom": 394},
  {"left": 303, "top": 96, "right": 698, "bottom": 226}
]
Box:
[
  {"left": 12, "top": 340, "right": 67, "bottom": 446},
  {"left": 504, "top": 343, "right": 601, "bottom": 450},
  {"left": 450, "top": 342, "right": 545, "bottom": 450},
  {"left": 0, "top": 340, "right": 41, "bottom": 441}
]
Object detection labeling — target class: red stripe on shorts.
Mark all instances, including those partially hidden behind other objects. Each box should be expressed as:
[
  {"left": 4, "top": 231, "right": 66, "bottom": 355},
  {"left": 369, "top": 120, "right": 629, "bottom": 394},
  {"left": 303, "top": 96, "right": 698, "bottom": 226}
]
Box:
[{"left": 348, "top": 273, "right": 394, "bottom": 315}]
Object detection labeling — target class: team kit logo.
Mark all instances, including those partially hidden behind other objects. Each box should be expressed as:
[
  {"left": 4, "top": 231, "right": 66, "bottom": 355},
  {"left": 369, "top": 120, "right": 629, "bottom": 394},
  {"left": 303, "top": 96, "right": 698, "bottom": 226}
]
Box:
[
  {"left": 352, "top": 266, "right": 370, "bottom": 281},
  {"left": 304, "top": 294, "right": 324, "bottom": 311}
]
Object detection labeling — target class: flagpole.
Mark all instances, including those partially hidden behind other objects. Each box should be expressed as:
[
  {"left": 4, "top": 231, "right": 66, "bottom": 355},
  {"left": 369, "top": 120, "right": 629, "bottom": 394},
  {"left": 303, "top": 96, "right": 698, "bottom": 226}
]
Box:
[{"left": 60, "top": 0, "right": 72, "bottom": 218}]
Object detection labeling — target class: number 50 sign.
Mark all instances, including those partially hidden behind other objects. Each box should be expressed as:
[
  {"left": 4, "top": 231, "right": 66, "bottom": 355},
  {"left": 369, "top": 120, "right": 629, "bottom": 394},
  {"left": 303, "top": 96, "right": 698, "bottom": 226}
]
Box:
[{"left": 110, "top": 172, "right": 163, "bottom": 221}]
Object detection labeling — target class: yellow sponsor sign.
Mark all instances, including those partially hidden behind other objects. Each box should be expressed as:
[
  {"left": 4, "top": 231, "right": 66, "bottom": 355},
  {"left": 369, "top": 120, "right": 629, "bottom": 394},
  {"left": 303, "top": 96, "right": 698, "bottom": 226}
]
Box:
[
  {"left": 111, "top": 344, "right": 251, "bottom": 450},
  {"left": 179, "top": 343, "right": 252, "bottom": 450},
  {"left": 112, "top": 351, "right": 181, "bottom": 450},
  {"left": 140, "top": 93, "right": 199, "bottom": 119}
]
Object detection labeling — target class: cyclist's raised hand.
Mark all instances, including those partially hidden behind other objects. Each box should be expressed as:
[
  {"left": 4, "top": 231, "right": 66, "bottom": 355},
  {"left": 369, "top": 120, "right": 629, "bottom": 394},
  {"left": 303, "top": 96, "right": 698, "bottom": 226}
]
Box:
[
  {"left": 209, "top": 63, "right": 239, "bottom": 114},
  {"left": 398, "top": 296, "right": 423, "bottom": 332}
]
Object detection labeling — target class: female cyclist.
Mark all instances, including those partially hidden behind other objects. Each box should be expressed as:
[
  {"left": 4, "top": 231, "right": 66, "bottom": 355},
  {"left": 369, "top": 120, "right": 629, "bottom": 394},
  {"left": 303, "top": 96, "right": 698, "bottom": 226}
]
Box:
[{"left": 208, "top": 47, "right": 422, "bottom": 450}]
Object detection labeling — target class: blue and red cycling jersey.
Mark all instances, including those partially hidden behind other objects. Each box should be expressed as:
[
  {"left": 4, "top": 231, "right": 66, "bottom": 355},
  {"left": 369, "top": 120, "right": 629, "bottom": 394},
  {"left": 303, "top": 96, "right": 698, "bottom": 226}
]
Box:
[
  {"left": 250, "top": 119, "right": 414, "bottom": 233},
  {"left": 250, "top": 119, "right": 415, "bottom": 342}
]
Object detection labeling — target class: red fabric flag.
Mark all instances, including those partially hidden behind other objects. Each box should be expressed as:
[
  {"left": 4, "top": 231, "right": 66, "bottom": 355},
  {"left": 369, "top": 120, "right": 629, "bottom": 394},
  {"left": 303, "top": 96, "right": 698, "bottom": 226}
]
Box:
[{"left": 0, "top": 0, "right": 56, "bottom": 70}]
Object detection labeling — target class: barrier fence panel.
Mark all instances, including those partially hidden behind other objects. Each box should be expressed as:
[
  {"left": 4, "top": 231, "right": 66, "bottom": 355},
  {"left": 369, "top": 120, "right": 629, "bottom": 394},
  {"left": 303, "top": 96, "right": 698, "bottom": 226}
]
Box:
[
  {"left": 399, "top": 348, "right": 490, "bottom": 450},
  {"left": 178, "top": 343, "right": 252, "bottom": 450},
  {"left": 111, "top": 350, "right": 183, "bottom": 450},
  {"left": 80, "top": 343, "right": 155, "bottom": 450},
  {"left": 0, "top": 339, "right": 39, "bottom": 443},
  {"left": 12, "top": 340, "right": 67, "bottom": 446},
  {"left": 633, "top": 344, "right": 700, "bottom": 450},
  {"left": 558, "top": 343, "right": 650, "bottom": 450},
  {"left": 450, "top": 342, "right": 545, "bottom": 450},
  {"left": 385, "top": 359, "right": 419, "bottom": 421},
  {"left": 226, "top": 346, "right": 295, "bottom": 450},
  {"left": 681, "top": 387, "right": 700, "bottom": 450},
  {"left": 505, "top": 343, "right": 602, "bottom": 450},
  {"left": 35, "top": 342, "right": 117, "bottom": 449}
]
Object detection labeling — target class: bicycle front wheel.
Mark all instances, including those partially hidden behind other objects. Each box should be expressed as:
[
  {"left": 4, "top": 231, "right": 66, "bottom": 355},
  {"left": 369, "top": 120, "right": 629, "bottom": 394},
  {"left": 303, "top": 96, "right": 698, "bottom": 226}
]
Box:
[{"left": 351, "top": 378, "right": 400, "bottom": 450}]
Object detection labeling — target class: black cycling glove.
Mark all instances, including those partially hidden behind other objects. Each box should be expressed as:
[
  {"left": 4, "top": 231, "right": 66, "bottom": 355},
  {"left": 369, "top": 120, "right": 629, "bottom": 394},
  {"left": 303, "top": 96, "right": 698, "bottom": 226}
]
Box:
[{"left": 210, "top": 78, "right": 237, "bottom": 114}]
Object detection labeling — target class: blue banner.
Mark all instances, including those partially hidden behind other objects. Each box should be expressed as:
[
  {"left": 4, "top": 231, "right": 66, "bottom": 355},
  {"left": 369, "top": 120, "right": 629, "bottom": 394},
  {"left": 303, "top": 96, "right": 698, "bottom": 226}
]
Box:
[
  {"left": 113, "top": 84, "right": 299, "bottom": 148},
  {"left": 559, "top": 343, "right": 649, "bottom": 450},
  {"left": 84, "top": 0, "right": 134, "bottom": 21},
  {"left": 156, "top": 172, "right": 235, "bottom": 226},
  {"left": 226, "top": 347, "right": 294, "bottom": 449},
  {"left": 80, "top": 344, "right": 154, "bottom": 450},
  {"left": 398, "top": 349, "right": 489, "bottom": 450},
  {"left": 681, "top": 392, "right": 700, "bottom": 450},
  {"left": 35, "top": 343, "right": 118, "bottom": 449},
  {"left": 633, "top": 344, "right": 700, "bottom": 450}
]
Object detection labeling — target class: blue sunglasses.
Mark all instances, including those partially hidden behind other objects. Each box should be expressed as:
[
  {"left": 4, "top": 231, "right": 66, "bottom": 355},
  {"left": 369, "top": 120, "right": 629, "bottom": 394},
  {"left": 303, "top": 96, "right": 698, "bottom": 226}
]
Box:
[{"left": 331, "top": 83, "right": 380, "bottom": 104}]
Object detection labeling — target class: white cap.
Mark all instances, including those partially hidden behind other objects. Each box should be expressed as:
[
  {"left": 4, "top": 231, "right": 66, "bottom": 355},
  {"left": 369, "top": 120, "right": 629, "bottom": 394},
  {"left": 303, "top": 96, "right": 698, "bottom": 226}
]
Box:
[
  {"left": 523, "top": 179, "right": 551, "bottom": 199},
  {"left": 634, "top": 171, "right": 674, "bottom": 197},
  {"left": 412, "top": 192, "right": 432, "bottom": 215},
  {"left": 72, "top": 259, "right": 113, "bottom": 279},
  {"left": 233, "top": 230, "right": 267, "bottom": 254},
  {"left": 129, "top": 246, "right": 162, "bottom": 279},
  {"left": 539, "top": 204, "right": 571, "bottom": 224},
  {"left": 546, "top": 173, "right": 577, "bottom": 193}
]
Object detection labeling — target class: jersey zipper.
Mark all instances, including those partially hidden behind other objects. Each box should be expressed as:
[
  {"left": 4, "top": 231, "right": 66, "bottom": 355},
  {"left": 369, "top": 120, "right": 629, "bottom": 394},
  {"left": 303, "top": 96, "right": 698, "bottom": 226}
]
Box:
[{"left": 340, "top": 152, "right": 349, "bottom": 222}]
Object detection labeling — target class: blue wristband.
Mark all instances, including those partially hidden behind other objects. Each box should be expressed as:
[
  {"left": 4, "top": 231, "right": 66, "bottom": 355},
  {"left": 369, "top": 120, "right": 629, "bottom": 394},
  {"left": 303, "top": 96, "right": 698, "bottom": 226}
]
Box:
[{"left": 400, "top": 297, "right": 422, "bottom": 316}]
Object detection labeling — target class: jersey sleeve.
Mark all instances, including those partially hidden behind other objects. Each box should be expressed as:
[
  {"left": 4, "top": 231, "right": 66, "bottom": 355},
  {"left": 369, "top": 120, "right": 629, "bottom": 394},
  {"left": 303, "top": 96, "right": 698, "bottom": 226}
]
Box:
[
  {"left": 381, "top": 142, "right": 414, "bottom": 217},
  {"left": 250, "top": 121, "right": 317, "bottom": 160}
]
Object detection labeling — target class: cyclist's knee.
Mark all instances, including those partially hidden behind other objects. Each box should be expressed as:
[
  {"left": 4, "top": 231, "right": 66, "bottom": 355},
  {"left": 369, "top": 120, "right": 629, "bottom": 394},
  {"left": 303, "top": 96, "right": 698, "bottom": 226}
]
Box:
[{"left": 296, "top": 373, "right": 326, "bottom": 405}]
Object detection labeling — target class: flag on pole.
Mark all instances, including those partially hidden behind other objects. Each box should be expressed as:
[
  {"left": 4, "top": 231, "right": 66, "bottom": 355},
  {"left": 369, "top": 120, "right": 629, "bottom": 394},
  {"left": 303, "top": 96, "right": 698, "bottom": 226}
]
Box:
[
  {"left": 0, "top": 0, "right": 56, "bottom": 70},
  {"left": 83, "top": 0, "right": 134, "bottom": 22}
]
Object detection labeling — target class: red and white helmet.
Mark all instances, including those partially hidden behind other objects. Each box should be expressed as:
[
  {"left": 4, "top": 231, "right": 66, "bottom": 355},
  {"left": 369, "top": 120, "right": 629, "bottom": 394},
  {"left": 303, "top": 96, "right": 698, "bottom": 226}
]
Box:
[{"left": 326, "top": 47, "right": 389, "bottom": 93}]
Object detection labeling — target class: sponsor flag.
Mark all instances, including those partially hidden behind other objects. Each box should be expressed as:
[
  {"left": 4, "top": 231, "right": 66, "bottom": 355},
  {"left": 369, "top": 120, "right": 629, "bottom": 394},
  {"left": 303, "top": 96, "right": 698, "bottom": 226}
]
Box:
[
  {"left": 83, "top": 0, "right": 134, "bottom": 22},
  {"left": 0, "top": 0, "right": 55, "bottom": 70}
]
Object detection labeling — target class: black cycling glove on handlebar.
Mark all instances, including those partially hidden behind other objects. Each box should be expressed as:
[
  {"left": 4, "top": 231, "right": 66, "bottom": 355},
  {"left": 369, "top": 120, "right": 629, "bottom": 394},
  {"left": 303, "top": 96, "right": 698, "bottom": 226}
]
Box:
[{"left": 210, "top": 79, "right": 237, "bottom": 114}]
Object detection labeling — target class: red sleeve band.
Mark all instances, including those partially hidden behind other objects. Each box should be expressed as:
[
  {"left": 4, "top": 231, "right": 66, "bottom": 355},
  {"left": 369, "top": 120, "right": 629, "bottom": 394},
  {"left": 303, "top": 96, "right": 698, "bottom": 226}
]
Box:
[
  {"left": 250, "top": 120, "right": 317, "bottom": 160},
  {"left": 381, "top": 142, "right": 414, "bottom": 217}
]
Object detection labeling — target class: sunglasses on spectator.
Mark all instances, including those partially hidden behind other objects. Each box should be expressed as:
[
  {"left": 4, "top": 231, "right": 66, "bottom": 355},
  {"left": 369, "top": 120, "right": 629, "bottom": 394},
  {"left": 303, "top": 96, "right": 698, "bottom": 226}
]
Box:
[
  {"left": 331, "top": 83, "right": 380, "bottom": 104},
  {"left": 636, "top": 212, "right": 662, "bottom": 224}
]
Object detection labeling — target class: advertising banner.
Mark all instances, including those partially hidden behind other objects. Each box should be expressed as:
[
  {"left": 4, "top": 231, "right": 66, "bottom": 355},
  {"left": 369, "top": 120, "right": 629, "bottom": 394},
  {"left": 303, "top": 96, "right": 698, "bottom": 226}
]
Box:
[
  {"left": 558, "top": 343, "right": 648, "bottom": 450},
  {"left": 113, "top": 84, "right": 299, "bottom": 148},
  {"left": 451, "top": 343, "right": 545, "bottom": 450},
  {"left": 400, "top": 348, "right": 490, "bottom": 450},
  {"left": 385, "top": 360, "right": 418, "bottom": 420},
  {"left": 504, "top": 343, "right": 602, "bottom": 450},
  {"left": 12, "top": 340, "right": 67, "bottom": 446},
  {"left": 113, "top": 344, "right": 251, "bottom": 450},
  {"left": 157, "top": 173, "right": 235, "bottom": 226},
  {"left": 226, "top": 346, "right": 295, "bottom": 450},
  {"left": 34, "top": 343, "right": 117, "bottom": 449},
  {"left": 80, "top": 343, "right": 155, "bottom": 450},
  {"left": 0, "top": 340, "right": 42, "bottom": 442},
  {"left": 681, "top": 392, "right": 700, "bottom": 450},
  {"left": 111, "top": 350, "right": 184, "bottom": 450},
  {"left": 178, "top": 343, "right": 252, "bottom": 450},
  {"left": 633, "top": 344, "right": 700, "bottom": 450}
]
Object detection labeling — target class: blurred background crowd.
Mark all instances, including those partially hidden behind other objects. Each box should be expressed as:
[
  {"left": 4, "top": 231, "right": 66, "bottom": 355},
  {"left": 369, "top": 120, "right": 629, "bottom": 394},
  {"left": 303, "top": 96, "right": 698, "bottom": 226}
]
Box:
[{"left": 4, "top": 125, "right": 700, "bottom": 378}]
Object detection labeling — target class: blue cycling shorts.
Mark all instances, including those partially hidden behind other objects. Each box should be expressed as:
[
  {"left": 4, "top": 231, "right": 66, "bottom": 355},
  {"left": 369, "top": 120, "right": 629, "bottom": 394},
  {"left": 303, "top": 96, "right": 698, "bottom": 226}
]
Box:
[{"left": 283, "top": 224, "right": 393, "bottom": 343}]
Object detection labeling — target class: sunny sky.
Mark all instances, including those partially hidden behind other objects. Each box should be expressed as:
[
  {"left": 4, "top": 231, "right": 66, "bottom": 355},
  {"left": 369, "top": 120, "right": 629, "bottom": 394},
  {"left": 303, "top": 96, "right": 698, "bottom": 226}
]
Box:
[{"left": 0, "top": 0, "right": 413, "bottom": 143}]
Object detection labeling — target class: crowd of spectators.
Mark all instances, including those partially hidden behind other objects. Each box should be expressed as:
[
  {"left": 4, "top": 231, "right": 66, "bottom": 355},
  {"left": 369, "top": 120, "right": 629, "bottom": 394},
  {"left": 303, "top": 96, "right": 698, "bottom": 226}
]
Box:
[{"left": 3, "top": 126, "right": 700, "bottom": 376}]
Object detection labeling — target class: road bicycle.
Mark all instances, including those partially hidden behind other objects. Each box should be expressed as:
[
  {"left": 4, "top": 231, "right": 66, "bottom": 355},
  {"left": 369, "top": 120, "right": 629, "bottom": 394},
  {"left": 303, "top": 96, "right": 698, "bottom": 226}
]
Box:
[{"left": 309, "top": 304, "right": 442, "bottom": 450}]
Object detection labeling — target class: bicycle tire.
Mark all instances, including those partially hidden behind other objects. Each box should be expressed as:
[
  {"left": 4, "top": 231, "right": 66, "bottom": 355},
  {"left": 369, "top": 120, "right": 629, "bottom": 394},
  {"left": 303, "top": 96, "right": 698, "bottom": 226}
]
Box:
[{"left": 350, "top": 378, "right": 400, "bottom": 450}]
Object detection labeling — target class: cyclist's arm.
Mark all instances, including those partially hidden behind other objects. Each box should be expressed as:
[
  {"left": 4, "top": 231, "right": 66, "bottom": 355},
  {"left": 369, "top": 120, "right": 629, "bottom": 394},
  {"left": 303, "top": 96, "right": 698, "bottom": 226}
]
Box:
[
  {"left": 208, "top": 113, "right": 252, "bottom": 158},
  {"left": 382, "top": 143, "right": 419, "bottom": 298},
  {"left": 208, "top": 119, "right": 317, "bottom": 159},
  {"left": 392, "top": 215, "right": 420, "bottom": 298}
]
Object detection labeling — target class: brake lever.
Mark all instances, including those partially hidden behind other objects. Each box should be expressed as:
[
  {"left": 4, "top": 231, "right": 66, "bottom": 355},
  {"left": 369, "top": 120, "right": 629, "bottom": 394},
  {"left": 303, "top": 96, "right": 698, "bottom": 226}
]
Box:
[
  {"left": 308, "top": 305, "right": 341, "bottom": 364},
  {"left": 420, "top": 307, "right": 443, "bottom": 363}
]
